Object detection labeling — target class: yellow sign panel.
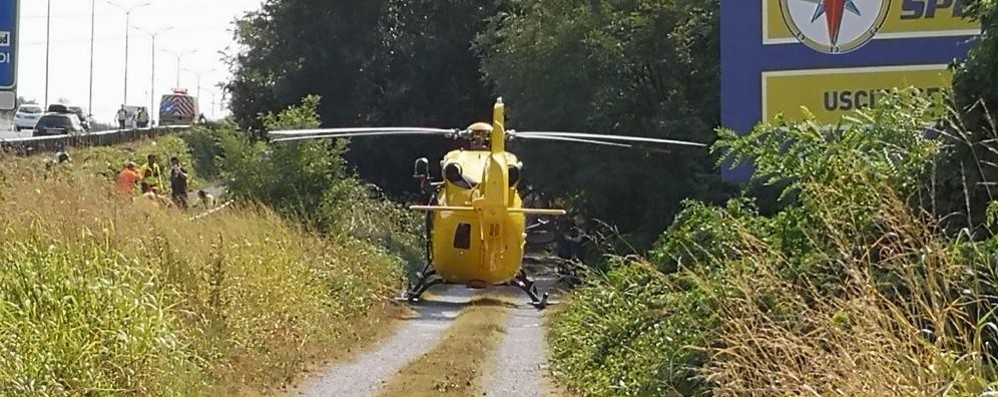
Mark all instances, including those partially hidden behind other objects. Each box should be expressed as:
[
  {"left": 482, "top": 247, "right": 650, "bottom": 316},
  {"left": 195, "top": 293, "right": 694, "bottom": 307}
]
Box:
[
  {"left": 762, "top": 64, "right": 951, "bottom": 123},
  {"left": 764, "top": 0, "right": 979, "bottom": 44}
]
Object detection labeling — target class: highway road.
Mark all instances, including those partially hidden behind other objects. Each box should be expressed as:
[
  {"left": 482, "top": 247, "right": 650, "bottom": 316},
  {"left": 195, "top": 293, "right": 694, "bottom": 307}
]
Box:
[{"left": 0, "top": 117, "right": 31, "bottom": 141}]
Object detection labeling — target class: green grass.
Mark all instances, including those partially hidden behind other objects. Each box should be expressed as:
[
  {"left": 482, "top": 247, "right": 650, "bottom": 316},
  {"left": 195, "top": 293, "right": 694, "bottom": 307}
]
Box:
[{"left": 0, "top": 147, "right": 406, "bottom": 395}]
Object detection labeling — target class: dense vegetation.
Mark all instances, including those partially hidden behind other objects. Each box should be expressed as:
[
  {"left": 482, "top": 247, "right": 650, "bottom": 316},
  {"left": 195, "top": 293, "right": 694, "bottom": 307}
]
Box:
[
  {"left": 183, "top": 96, "right": 425, "bottom": 276},
  {"left": 549, "top": 90, "right": 998, "bottom": 396},
  {"left": 224, "top": 0, "right": 729, "bottom": 247},
  {"left": 216, "top": 0, "right": 998, "bottom": 395},
  {"left": 0, "top": 101, "right": 415, "bottom": 394},
  {"left": 544, "top": 1, "right": 998, "bottom": 394}
]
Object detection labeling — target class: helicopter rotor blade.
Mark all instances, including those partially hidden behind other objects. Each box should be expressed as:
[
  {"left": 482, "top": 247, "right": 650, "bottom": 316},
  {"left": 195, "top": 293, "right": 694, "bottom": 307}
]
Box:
[
  {"left": 512, "top": 131, "right": 708, "bottom": 148},
  {"left": 269, "top": 127, "right": 457, "bottom": 137},
  {"left": 510, "top": 134, "right": 633, "bottom": 148},
  {"left": 270, "top": 128, "right": 458, "bottom": 142},
  {"left": 271, "top": 131, "right": 451, "bottom": 143}
]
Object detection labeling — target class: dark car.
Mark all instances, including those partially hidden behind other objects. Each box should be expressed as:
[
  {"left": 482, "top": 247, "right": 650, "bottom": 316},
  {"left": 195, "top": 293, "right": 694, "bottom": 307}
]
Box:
[
  {"left": 32, "top": 113, "right": 85, "bottom": 137},
  {"left": 47, "top": 104, "right": 91, "bottom": 131},
  {"left": 67, "top": 106, "right": 91, "bottom": 131}
]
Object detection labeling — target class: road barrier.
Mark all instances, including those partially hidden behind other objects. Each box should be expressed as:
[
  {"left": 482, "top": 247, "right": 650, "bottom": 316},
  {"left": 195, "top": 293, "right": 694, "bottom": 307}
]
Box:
[{"left": 0, "top": 125, "right": 193, "bottom": 156}]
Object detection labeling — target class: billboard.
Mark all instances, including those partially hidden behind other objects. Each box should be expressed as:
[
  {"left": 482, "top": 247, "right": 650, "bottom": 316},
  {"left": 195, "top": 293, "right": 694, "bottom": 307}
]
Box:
[
  {"left": 721, "top": 0, "right": 980, "bottom": 181},
  {"left": 0, "top": 0, "right": 17, "bottom": 110}
]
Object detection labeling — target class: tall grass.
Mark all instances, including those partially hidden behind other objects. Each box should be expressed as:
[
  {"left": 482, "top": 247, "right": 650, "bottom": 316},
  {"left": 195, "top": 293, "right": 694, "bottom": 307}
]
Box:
[
  {"left": 547, "top": 89, "right": 998, "bottom": 396},
  {"left": 0, "top": 154, "right": 403, "bottom": 395},
  {"left": 701, "top": 183, "right": 992, "bottom": 396}
]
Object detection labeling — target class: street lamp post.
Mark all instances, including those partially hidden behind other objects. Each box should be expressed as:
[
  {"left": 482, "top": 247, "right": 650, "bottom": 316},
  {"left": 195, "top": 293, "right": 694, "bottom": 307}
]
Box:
[
  {"left": 106, "top": 1, "right": 151, "bottom": 107},
  {"left": 134, "top": 26, "right": 173, "bottom": 125},
  {"left": 182, "top": 68, "right": 215, "bottom": 107},
  {"left": 89, "top": 0, "right": 95, "bottom": 115},
  {"left": 164, "top": 49, "right": 197, "bottom": 88},
  {"left": 45, "top": 0, "right": 51, "bottom": 108}
]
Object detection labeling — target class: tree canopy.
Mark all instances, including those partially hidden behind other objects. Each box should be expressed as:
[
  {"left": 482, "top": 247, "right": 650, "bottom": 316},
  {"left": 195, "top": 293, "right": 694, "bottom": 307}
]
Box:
[{"left": 225, "top": 0, "right": 731, "bottom": 248}]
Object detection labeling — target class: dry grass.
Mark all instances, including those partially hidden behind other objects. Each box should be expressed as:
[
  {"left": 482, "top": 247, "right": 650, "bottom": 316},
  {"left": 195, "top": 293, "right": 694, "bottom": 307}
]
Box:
[
  {"left": 376, "top": 298, "right": 510, "bottom": 396},
  {"left": 0, "top": 153, "right": 404, "bottom": 395},
  {"left": 701, "top": 183, "right": 993, "bottom": 396}
]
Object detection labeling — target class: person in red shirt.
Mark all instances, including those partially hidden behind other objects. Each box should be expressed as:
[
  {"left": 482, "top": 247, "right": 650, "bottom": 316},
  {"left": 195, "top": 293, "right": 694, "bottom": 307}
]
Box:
[{"left": 115, "top": 162, "right": 141, "bottom": 194}]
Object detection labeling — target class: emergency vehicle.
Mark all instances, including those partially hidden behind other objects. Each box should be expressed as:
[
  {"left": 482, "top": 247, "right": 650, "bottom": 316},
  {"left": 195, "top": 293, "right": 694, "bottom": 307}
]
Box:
[{"left": 159, "top": 88, "right": 199, "bottom": 126}]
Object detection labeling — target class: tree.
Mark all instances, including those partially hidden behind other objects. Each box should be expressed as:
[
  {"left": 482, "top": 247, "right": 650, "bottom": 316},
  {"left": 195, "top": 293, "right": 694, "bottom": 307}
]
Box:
[
  {"left": 225, "top": 0, "right": 387, "bottom": 135},
  {"left": 225, "top": 0, "right": 503, "bottom": 197},
  {"left": 934, "top": 0, "right": 998, "bottom": 236},
  {"left": 476, "top": 0, "right": 732, "bottom": 247},
  {"left": 344, "top": 0, "right": 505, "bottom": 196}
]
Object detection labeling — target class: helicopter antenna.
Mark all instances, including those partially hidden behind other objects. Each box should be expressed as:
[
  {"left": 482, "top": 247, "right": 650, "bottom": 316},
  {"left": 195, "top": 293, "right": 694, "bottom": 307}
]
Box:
[{"left": 511, "top": 131, "right": 708, "bottom": 148}]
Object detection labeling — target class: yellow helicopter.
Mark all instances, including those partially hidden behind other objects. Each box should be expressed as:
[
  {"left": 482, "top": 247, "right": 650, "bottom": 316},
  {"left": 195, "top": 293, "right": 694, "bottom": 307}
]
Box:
[{"left": 268, "top": 98, "right": 707, "bottom": 308}]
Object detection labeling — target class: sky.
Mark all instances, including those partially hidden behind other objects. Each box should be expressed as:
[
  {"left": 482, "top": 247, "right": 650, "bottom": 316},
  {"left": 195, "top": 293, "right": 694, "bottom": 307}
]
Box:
[{"left": 15, "top": 0, "right": 264, "bottom": 123}]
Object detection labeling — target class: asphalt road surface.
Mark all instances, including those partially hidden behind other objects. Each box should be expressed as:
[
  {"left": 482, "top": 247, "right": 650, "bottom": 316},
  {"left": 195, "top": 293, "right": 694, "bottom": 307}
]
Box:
[{"left": 0, "top": 118, "right": 26, "bottom": 141}]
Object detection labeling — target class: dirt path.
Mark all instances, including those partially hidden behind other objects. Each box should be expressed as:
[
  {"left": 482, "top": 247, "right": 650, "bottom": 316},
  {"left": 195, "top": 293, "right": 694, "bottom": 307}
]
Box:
[
  {"left": 281, "top": 273, "right": 565, "bottom": 397},
  {"left": 483, "top": 279, "right": 560, "bottom": 397},
  {"left": 283, "top": 285, "right": 475, "bottom": 397}
]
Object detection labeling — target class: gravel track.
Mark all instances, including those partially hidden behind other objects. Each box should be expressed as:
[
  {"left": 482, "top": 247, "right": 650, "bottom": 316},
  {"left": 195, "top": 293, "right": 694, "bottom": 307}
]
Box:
[
  {"left": 483, "top": 279, "right": 559, "bottom": 397},
  {"left": 284, "top": 285, "right": 476, "bottom": 397},
  {"left": 283, "top": 271, "right": 564, "bottom": 397}
]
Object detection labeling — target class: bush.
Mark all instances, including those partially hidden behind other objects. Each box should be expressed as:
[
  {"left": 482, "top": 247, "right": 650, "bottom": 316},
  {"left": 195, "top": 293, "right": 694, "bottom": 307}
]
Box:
[
  {"left": 549, "top": 261, "right": 719, "bottom": 396},
  {"left": 68, "top": 135, "right": 204, "bottom": 190},
  {"left": 549, "top": 89, "right": 998, "bottom": 395},
  {"left": 182, "top": 122, "right": 237, "bottom": 180},
  {"left": 217, "top": 95, "right": 425, "bottom": 275}
]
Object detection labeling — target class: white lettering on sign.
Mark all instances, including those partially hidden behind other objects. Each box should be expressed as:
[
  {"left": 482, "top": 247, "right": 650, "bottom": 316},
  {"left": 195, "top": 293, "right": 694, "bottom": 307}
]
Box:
[
  {"left": 0, "top": 52, "right": 8, "bottom": 63},
  {"left": 0, "top": 32, "right": 9, "bottom": 47}
]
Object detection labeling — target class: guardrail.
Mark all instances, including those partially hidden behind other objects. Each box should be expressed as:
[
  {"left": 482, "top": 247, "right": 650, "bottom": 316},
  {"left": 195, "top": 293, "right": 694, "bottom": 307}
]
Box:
[{"left": 0, "top": 125, "right": 193, "bottom": 156}]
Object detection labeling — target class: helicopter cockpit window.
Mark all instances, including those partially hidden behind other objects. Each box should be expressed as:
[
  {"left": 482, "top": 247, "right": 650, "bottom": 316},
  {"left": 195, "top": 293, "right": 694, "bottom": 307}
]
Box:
[
  {"left": 443, "top": 162, "right": 478, "bottom": 189},
  {"left": 508, "top": 164, "right": 521, "bottom": 188}
]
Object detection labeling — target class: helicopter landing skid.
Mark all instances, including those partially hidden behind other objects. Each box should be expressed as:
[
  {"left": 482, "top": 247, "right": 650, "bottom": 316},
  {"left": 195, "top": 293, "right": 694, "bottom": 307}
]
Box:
[
  {"left": 396, "top": 267, "right": 444, "bottom": 303},
  {"left": 509, "top": 270, "right": 550, "bottom": 310}
]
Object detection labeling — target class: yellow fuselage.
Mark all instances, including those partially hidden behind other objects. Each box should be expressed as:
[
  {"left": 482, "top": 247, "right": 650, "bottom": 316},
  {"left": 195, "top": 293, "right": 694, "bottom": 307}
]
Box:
[{"left": 429, "top": 149, "right": 525, "bottom": 285}]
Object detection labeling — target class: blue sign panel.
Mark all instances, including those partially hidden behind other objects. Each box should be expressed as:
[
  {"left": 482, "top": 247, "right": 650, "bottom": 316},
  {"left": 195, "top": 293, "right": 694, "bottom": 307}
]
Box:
[
  {"left": 0, "top": 0, "right": 17, "bottom": 89},
  {"left": 720, "top": 0, "right": 980, "bottom": 181}
]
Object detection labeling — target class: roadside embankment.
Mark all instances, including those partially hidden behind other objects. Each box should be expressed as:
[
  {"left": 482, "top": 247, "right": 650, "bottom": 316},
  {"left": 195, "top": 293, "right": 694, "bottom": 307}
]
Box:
[{"left": 0, "top": 140, "right": 405, "bottom": 395}]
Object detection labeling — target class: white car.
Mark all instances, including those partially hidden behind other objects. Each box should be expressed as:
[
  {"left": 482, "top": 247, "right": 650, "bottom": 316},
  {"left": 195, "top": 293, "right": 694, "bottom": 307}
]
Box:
[{"left": 13, "top": 104, "right": 44, "bottom": 131}]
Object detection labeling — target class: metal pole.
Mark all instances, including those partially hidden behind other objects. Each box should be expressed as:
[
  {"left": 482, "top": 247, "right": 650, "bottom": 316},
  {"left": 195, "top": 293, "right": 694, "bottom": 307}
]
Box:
[
  {"left": 44, "top": 0, "right": 51, "bottom": 107},
  {"left": 136, "top": 27, "right": 172, "bottom": 125},
  {"left": 151, "top": 35, "right": 155, "bottom": 124},
  {"left": 124, "top": 11, "right": 129, "bottom": 105},
  {"left": 89, "top": 0, "right": 95, "bottom": 115}
]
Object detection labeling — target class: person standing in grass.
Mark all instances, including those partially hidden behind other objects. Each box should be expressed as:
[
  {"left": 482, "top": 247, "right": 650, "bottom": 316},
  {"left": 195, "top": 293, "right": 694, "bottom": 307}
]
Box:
[
  {"left": 139, "top": 154, "right": 163, "bottom": 189},
  {"left": 169, "top": 156, "right": 190, "bottom": 210}
]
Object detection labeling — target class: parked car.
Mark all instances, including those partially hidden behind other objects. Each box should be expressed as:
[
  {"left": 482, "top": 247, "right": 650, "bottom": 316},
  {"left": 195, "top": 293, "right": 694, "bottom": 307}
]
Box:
[
  {"left": 67, "top": 106, "right": 91, "bottom": 131},
  {"left": 45, "top": 103, "right": 91, "bottom": 132},
  {"left": 13, "top": 104, "right": 44, "bottom": 131},
  {"left": 32, "top": 112, "right": 85, "bottom": 137}
]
